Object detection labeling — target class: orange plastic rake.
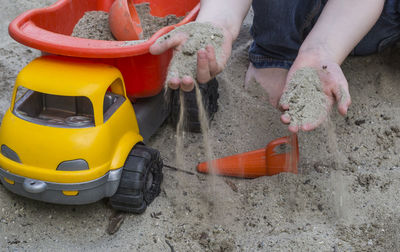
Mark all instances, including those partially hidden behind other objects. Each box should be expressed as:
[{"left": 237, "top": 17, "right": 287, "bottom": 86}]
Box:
[{"left": 197, "top": 134, "right": 299, "bottom": 178}]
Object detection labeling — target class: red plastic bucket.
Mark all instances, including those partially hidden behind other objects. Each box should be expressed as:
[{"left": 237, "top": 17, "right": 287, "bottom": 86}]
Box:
[{"left": 9, "top": 0, "right": 200, "bottom": 98}]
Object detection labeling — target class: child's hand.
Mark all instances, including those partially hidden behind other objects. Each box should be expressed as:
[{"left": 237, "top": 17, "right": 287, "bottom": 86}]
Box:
[
  {"left": 279, "top": 0, "right": 383, "bottom": 133},
  {"left": 280, "top": 52, "right": 351, "bottom": 133},
  {"left": 149, "top": 22, "right": 233, "bottom": 92}
]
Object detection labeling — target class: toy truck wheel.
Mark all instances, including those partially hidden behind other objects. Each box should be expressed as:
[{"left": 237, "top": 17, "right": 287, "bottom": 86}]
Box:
[
  {"left": 170, "top": 78, "right": 219, "bottom": 133},
  {"left": 110, "top": 144, "right": 163, "bottom": 214}
]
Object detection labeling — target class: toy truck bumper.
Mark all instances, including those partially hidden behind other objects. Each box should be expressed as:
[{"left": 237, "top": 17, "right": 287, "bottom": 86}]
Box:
[{"left": 0, "top": 167, "right": 122, "bottom": 205}]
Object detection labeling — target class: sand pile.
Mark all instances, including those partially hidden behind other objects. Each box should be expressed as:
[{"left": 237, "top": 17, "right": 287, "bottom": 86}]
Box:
[
  {"left": 157, "top": 22, "right": 224, "bottom": 82},
  {"left": 136, "top": 3, "right": 183, "bottom": 39},
  {"left": 71, "top": 4, "right": 183, "bottom": 41},
  {"left": 71, "top": 11, "right": 115, "bottom": 40},
  {"left": 280, "top": 67, "right": 328, "bottom": 127}
]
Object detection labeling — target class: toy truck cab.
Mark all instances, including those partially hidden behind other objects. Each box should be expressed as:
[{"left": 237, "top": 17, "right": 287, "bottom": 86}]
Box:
[{"left": 0, "top": 56, "right": 163, "bottom": 213}]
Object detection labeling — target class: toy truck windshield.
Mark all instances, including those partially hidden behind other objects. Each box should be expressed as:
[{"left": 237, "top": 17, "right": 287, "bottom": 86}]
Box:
[{"left": 13, "top": 88, "right": 94, "bottom": 128}]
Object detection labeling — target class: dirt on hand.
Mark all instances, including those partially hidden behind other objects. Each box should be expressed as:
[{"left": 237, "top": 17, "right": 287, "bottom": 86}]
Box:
[
  {"left": 157, "top": 22, "right": 224, "bottom": 83},
  {"left": 280, "top": 67, "right": 328, "bottom": 127}
]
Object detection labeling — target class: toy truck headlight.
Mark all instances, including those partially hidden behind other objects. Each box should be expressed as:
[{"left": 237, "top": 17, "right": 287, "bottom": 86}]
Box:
[
  {"left": 1, "top": 145, "right": 21, "bottom": 163},
  {"left": 57, "top": 159, "right": 89, "bottom": 171}
]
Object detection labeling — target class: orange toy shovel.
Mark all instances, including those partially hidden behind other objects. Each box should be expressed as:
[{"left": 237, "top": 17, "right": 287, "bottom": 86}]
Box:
[
  {"left": 197, "top": 134, "right": 299, "bottom": 178},
  {"left": 109, "top": 0, "right": 143, "bottom": 40}
]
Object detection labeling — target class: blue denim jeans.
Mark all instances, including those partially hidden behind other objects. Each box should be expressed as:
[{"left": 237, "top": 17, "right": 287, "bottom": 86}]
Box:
[{"left": 249, "top": 0, "right": 400, "bottom": 69}]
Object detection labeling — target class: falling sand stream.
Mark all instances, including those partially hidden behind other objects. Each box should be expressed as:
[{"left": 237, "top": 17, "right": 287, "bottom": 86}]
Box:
[
  {"left": 157, "top": 22, "right": 225, "bottom": 208},
  {"left": 324, "top": 118, "right": 352, "bottom": 222},
  {"left": 174, "top": 83, "right": 218, "bottom": 200}
]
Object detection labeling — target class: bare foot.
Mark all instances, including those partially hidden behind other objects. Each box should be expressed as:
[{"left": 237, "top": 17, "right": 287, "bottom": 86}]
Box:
[{"left": 245, "top": 63, "right": 288, "bottom": 108}]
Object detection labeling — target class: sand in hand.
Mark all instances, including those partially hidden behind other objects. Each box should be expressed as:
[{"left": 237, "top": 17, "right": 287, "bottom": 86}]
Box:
[
  {"left": 157, "top": 22, "right": 224, "bottom": 82},
  {"left": 280, "top": 67, "right": 328, "bottom": 128}
]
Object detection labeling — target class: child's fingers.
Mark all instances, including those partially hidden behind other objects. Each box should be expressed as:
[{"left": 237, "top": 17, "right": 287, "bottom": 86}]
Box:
[
  {"left": 197, "top": 49, "right": 211, "bottom": 84},
  {"left": 280, "top": 114, "right": 291, "bottom": 124},
  {"left": 205, "top": 45, "right": 219, "bottom": 77},
  {"left": 167, "top": 77, "right": 181, "bottom": 90},
  {"left": 288, "top": 125, "right": 299, "bottom": 133},
  {"left": 181, "top": 76, "right": 195, "bottom": 92},
  {"left": 321, "top": 65, "right": 351, "bottom": 116},
  {"left": 280, "top": 103, "right": 289, "bottom": 111},
  {"left": 333, "top": 84, "right": 351, "bottom": 115},
  {"left": 149, "top": 32, "right": 187, "bottom": 55}
]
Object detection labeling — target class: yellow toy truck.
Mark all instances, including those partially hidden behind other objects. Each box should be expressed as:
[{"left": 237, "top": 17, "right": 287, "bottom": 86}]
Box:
[
  {"left": 1, "top": 0, "right": 219, "bottom": 213},
  {"left": 0, "top": 56, "right": 164, "bottom": 213}
]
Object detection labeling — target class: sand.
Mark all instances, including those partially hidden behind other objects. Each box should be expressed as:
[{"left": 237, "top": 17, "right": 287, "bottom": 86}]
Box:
[
  {"left": 280, "top": 67, "right": 328, "bottom": 127},
  {"left": 135, "top": 3, "right": 183, "bottom": 39},
  {"left": 164, "top": 22, "right": 224, "bottom": 186},
  {"left": 71, "top": 11, "right": 115, "bottom": 41},
  {"left": 71, "top": 3, "right": 183, "bottom": 41},
  {"left": 1, "top": 1, "right": 400, "bottom": 251},
  {"left": 157, "top": 22, "right": 224, "bottom": 82}
]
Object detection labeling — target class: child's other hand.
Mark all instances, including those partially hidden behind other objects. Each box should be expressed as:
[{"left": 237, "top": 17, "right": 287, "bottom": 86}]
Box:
[{"left": 280, "top": 52, "right": 352, "bottom": 133}]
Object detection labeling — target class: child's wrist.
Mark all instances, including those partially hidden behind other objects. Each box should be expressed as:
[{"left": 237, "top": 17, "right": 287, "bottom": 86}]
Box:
[
  {"left": 297, "top": 43, "right": 337, "bottom": 67},
  {"left": 193, "top": 18, "right": 235, "bottom": 43},
  {"left": 196, "top": 11, "right": 241, "bottom": 40}
]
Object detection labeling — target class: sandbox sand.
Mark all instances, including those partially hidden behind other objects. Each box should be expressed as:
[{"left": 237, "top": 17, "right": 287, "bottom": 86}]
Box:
[
  {"left": 136, "top": 3, "right": 183, "bottom": 39},
  {"left": 71, "top": 11, "right": 115, "bottom": 40},
  {"left": 0, "top": 1, "right": 399, "bottom": 251}
]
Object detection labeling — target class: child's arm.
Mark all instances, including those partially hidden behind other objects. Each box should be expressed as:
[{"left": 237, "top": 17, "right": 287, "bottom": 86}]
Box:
[
  {"left": 300, "top": 0, "right": 385, "bottom": 64},
  {"left": 195, "top": 0, "right": 251, "bottom": 41},
  {"left": 150, "top": 0, "right": 251, "bottom": 91},
  {"left": 281, "top": 0, "right": 385, "bottom": 132}
]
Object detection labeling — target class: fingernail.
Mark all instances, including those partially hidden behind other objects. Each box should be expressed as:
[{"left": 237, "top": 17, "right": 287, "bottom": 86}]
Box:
[{"left": 199, "top": 52, "right": 207, "bottom": 59}]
